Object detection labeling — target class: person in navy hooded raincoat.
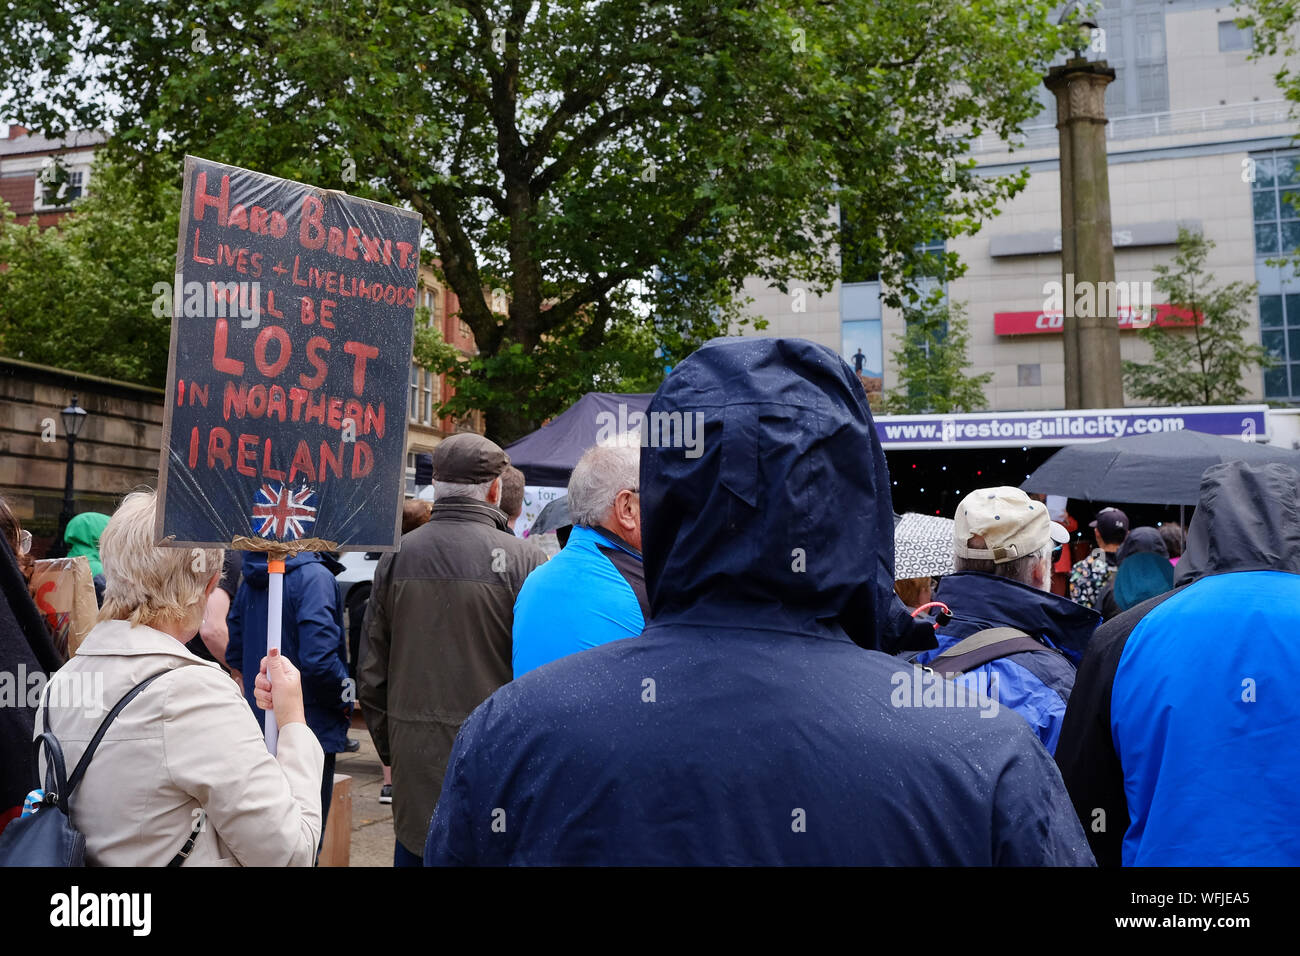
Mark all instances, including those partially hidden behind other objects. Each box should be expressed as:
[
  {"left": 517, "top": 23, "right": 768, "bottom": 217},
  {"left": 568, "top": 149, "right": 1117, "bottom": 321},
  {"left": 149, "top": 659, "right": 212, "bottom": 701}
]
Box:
[
  {"left": 227, "top": 551, "right": 352, "bottom": 836},
  {"left": 425, "top": 337, "right": 1093, "bottom": 866}
]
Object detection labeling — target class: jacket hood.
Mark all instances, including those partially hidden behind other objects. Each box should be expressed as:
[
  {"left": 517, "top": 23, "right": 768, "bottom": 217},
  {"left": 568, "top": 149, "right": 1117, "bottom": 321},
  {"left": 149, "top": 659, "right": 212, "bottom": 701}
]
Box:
[
  {"left": 1117, "top": 526, "right": 1167, "bottom": 564},
  {"left": 241, "top": 550, "right": 343, "bottom": 589},
  {"left": 935, "top": 571, "right": 1101, "bottom": 659},
  {"left": 1113, "top": 552, "right": 1174, "bottom": 611},
  {"left": 64, "top": 511, "right": 110, "bottom": 577},
  {"left": 1174, "top": 461, "right": 1300, "bottom": 587},
  {"left": 640, "top": 337, "right": 896, "bottom": 650}
]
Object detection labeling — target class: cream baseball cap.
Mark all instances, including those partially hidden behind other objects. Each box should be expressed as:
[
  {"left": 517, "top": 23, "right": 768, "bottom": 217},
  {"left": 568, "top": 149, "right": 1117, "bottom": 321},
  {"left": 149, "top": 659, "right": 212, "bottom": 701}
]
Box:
[{"left": 954, "top": 487, "right": 1070, "bottom": 564}]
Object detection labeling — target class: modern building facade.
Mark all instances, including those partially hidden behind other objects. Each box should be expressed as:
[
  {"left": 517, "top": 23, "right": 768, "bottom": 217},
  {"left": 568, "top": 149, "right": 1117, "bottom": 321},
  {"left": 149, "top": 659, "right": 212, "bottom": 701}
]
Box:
[{"left": 736, "top": 0, "right": 1299, "bottom": 411}]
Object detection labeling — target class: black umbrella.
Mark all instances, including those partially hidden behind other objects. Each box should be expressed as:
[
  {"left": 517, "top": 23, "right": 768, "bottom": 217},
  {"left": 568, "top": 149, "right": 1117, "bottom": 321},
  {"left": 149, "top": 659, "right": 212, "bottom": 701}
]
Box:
[
  {"left": 528, "top": 495, "right": 572, "bottom": 535},
  {"left": 1022, "top": 429, "right": 1300, "bottom": 505}
]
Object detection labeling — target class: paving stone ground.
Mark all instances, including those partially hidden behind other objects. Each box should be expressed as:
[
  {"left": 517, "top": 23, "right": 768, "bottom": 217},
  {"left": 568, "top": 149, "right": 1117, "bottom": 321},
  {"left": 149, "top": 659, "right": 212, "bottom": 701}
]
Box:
[{"left": 336, "top": 712, "right": 395, "bottom": 867}]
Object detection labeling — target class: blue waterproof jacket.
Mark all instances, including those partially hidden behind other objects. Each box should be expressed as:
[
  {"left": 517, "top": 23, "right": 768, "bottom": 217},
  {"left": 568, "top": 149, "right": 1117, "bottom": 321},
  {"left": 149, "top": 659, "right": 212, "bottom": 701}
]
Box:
[
  {"left": 227, "top": 552, "right": 352, "bottom": 754},
  {"left": 512, "top": 524, "right": 648, "bottom": 677},
  {"left": 1056, "top": 461, "right": 1300, "bottom": 866},
  {"left": 913, "top": 572, "right": 1099, "bottom": 755},
  {"left": 425, "top": 337, "right": 1093, "bottom": 866}
]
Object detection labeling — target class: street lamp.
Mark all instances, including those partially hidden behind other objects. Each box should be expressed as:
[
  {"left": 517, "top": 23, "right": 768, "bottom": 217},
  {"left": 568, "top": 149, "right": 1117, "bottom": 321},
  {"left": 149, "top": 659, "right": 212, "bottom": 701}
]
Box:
[
  {"left": 1060, "top": 1, "right": 1098, "bottom": 59},
  {"left": 56, "top": 395, "right": 88, "bottom": 555}
]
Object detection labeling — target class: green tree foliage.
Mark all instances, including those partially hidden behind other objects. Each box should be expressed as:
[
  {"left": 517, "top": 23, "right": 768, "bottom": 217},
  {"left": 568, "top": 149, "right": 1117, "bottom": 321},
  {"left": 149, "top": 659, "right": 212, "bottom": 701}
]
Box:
[
  {"left": 882, "top": 297, "right": 991, "bottom": 414},
  {"left": 1123, "top": 228, "right": 1274, "bottom": 406},
  {"left": 1240, "top": 0, "right": 1299, "bottom": 112},
  {"left": 0, "top": 153, "right": 180, "bottom": 384},
  {"left": 1239, "top": 2, "right": 1300, "bottom": 240},
  {"left": 0, "top": 0, "right": 1071, "bottom": 441}
]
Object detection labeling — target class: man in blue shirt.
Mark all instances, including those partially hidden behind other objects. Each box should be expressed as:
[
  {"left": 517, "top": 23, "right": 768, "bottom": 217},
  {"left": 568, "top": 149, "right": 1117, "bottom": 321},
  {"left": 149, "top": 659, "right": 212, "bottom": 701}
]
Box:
[{"left": 513, "top": 441, "right": 648, "bottom": 677}]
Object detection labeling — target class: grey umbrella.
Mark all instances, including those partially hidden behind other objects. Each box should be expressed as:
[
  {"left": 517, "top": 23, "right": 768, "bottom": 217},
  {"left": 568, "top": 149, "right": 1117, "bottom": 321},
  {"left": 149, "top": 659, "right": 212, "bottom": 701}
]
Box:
[
  {"left": 893, "top": 512, "right": 955, "bottom": 580},
  {"left": 528, "top": 495, "right": 572, "bottom": 534},
  {"left": 1021, "top": 429, "right": 1300, "bottom": 505}
]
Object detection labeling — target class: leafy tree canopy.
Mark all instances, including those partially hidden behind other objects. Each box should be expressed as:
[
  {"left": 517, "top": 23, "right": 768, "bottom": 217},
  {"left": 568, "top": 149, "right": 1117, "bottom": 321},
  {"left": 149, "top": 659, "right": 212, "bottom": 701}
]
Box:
[
  {"left": 0, "top": 152, "right": 180, "bottom": 385},
  {"left": 0, "top": 0, "right": 1070, "bottom": 441},
  {"left": 882, "top": 295, "right": 992, "bottom": 414},
  {"left": 1123, "top": 228, "right": 1275, "bottom": 406}
]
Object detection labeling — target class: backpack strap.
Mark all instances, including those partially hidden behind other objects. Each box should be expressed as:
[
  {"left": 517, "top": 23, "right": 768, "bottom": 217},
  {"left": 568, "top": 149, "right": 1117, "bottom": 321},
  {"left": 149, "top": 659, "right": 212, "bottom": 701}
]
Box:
[
  {"left": 927, "top": 627, "right": 1053, "bottom": 679},
  {"left": 32, "top": 733, "right": 71, "bottom": 811},
  {"left": 65, "top": 669, "right": 173, "bottom": 795},
  {"left": 38, "top": 666, "right": 206, "bottom": 866}
]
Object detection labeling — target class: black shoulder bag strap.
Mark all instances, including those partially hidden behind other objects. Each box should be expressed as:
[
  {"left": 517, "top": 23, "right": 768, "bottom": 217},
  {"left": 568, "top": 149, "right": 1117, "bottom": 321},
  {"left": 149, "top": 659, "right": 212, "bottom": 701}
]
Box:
[
  {"left": 46, "top": 667, "right": 205, "bottom": 867},
  {"left": 926, "top": 627, "right": 1054, "bottom": 679}
]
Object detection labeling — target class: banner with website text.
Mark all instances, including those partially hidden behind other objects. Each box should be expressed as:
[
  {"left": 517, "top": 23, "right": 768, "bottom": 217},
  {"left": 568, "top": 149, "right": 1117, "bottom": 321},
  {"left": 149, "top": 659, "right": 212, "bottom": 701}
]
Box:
[{"left": 875, "top": 405, "right": 1269, "bottom": 449}]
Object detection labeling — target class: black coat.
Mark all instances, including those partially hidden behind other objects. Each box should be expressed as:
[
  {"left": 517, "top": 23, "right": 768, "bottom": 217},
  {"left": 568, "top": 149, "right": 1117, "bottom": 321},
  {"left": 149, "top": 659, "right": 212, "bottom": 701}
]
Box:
[{"left": 0, "top": 533, "right": 60, "bottom": 834}]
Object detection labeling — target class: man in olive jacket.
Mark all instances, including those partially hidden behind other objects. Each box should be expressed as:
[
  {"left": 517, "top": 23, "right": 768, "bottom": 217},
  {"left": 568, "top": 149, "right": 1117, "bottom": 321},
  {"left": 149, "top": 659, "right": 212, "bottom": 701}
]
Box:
[{"left": 359, "top": 434, "right": 546, "bottom": 865}]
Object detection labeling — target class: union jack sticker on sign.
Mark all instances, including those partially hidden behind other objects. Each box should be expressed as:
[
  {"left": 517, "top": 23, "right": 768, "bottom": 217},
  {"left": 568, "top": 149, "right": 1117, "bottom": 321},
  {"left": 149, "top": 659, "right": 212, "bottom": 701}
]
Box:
[{"left": 251, "top": 483, "right": 318, "bottom": 541}]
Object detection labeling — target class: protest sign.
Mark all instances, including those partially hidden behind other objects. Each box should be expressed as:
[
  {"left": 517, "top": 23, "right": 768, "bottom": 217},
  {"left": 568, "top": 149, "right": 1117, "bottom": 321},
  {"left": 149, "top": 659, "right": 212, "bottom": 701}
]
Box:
[{"left": 156, "top": 156, "right": 421, "bottom": 552}]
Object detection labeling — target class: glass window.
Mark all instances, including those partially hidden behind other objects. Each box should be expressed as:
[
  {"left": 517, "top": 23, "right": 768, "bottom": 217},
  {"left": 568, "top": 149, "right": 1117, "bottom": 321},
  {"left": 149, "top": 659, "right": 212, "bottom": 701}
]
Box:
[
  {"left": 1218, "top": 21, "right": 1253, "bottom": 53},
  {"left": 1095, "top": 1, "right": 1169, "bottom": 118},
  {"left": 1265, "top": 365, "right": 1289, "bottom": 397},
  {"left": 1254, "top": 157, "right": 1276, "bottom": 190},
  {"left": 1288, "top": 327, "right": 1300, "bottom": 358},
  {"left": 1280, "top": 187, "right": 1300, "bottom": 220},
  {"left": 1253, "top": 190, "right": 1276, "bottom": 223},
  {"left": 1291, "top": 363, "right": 1300, "bottom": 396},
  {"left": 1136, "top": 63, "right": 1168, "bottom": 113},
  {"left": 1277, "top": 155, "right": 1300, "bottom": 187},
  {"left": 1281, "top": 220, "right": 1300, "bottom": 254},
  {"left": 1287, "top": 293, "right": 1300, "bottom": 320},
  {"left": 1263, "top": 328, "right": 1286, "bottom": 358},
  {"left": 1260, "top": 295, "right": 1283, "bottom": 328},
  {"left": 1256, "top": 224, "right": 1279, "bottom": 255},
  {"left": 1018, "top": 364, "right": 1042, "bottom": 387}
]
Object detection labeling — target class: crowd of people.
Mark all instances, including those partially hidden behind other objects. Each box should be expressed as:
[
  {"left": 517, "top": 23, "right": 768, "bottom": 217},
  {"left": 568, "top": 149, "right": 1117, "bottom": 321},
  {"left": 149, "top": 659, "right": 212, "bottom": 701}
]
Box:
[{"left": 1, "top": 335, "right": 1296, "bottom": 866}]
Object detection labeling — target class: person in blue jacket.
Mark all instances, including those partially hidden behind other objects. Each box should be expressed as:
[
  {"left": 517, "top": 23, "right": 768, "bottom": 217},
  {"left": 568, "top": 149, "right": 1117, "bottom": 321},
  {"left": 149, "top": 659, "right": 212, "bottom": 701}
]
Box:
[
  {"left": 910, "top": 486, "right": 1100, "bottom": 755},
  {"left": 227, "top": 551, "right": 351, "bottom": 839},
  {"left": 1056, "top": 460, "right": 1300, "bottom": 866},
  {"left": 424, "top": 336, "right": 1094, "bottom": 866},
  {"left": 512, "top": 441, "right": 648, "bottom": 677}
]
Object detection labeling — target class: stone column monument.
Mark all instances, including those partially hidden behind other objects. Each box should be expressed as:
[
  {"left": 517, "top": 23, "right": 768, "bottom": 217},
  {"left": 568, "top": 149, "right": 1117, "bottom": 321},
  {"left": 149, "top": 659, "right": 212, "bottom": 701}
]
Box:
[{"left": 1044, "top": 58, "right": 1125, "bottom": 409}]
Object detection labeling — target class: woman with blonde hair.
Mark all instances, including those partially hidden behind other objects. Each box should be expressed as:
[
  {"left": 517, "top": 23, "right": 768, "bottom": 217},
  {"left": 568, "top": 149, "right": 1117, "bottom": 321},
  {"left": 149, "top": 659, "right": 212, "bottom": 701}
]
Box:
[{"left": 33, "top": 490, "right": 324, "bottom": 865}]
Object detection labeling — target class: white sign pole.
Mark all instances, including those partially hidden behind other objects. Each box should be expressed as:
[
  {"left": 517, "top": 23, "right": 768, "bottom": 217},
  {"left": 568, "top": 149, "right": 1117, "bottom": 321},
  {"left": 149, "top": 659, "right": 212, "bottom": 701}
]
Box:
[{"left": 264, "top": 554, "right": 286, "bottom": 755}]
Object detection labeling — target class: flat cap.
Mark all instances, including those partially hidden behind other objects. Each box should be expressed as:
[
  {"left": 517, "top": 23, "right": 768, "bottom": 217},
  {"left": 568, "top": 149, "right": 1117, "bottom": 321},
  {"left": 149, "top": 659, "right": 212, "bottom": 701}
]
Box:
[{"left": 431, "top": 433, "right": 510, "bottom": 484}]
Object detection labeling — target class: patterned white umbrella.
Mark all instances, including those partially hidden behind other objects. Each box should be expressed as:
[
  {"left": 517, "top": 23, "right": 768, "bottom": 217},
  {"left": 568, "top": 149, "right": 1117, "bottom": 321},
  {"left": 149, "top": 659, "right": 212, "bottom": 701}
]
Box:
[{"left": 893, "top": 512, "right": 955, "bottom": 581}]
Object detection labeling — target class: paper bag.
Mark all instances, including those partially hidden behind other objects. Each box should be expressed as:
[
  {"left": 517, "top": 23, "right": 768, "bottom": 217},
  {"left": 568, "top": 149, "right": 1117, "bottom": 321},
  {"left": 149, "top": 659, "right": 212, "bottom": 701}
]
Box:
[{"left": 30, "top": 556, "right": 98, "bottom": 659}]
